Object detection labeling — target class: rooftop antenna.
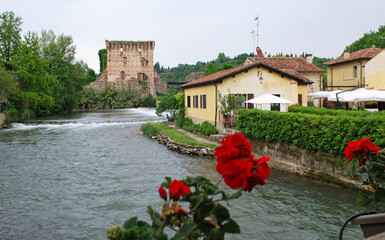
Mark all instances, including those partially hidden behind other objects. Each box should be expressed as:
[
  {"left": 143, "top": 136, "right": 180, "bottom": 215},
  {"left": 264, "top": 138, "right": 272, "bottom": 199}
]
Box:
[
  {"left": 250, "top": 30, "right": 255, "bottom": 60},
  {"left": 255, "top": 16, "right": 259, "bottom": 48},
  {"left": 254, "top": 16, "right": 263, "bottom": 60}
]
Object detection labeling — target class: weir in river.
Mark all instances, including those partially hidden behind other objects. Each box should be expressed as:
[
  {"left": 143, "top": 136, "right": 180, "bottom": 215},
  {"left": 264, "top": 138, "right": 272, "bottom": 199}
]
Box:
[{"left": 0, "top": 108, "right": 364, "bottom": 239}]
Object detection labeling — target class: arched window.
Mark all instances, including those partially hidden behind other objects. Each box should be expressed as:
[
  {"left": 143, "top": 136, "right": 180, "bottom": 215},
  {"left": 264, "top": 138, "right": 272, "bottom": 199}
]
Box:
[{"left": 120, "top": 71, "right": 125, "bottom": 80}]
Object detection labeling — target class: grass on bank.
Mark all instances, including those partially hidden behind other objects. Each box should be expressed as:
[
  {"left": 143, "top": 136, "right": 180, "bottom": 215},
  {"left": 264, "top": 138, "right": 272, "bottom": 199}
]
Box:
[{"left": 141, "top": 122, "right": 217, "bottom": 149}]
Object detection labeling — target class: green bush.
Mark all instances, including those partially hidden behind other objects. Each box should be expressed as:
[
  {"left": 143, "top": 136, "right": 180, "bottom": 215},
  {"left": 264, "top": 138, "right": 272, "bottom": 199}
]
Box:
[
  {"left": 143, "top": 94, "right": 156, "bottom": 107},
  {"left": 178, "top": 117, "right": 218, "bottom": 136},
  {"left": 237, "top": 108, "right": 385, "bottom": 156},
  {"left": 141, "top": 123, "right": 160, "bottom": 137},
  {"left": 201, "top": 121, "right": 218, "bottom": 136}
]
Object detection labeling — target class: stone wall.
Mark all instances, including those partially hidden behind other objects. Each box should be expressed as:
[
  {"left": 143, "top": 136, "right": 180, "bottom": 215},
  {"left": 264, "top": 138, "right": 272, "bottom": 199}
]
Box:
[
  {"left": 0, "top": 113, "right": 5, "bottom": 128},
  {"left": 154, "top": 72, "right": 167, "bottom": 94},
  {"left": 248, "top": 138, "right": 361, "bottom": 188},
  {"left": 152, "top": 133, "right": 215, "bottom": 157}
]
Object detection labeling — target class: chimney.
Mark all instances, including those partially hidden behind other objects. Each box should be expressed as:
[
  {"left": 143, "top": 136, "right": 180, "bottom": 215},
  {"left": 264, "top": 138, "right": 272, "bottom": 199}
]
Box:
[
  {"left": 344, "top": 50, "right": 350, "bottom": 59},
  {"left": 306, "top": 54, "right": 313, "bottom": 64}
]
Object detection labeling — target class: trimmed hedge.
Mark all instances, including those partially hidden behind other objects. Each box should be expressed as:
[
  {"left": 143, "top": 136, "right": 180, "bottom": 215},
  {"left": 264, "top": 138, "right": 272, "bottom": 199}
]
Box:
[
  {"left": 237, "top": 109, "right": 385, "bottom": 156},
  {"left": 289, "top": 105, "right": 385, "bottom": 117}
]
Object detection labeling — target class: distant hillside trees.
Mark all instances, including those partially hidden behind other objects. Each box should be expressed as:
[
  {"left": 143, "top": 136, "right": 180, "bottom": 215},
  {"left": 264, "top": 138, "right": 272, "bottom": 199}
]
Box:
[
  {"left": 346, "top": 25, "right": 385, "bottom": 52},
  {"left": 157, "top": 52, "right": 253, "bottom": 83}
]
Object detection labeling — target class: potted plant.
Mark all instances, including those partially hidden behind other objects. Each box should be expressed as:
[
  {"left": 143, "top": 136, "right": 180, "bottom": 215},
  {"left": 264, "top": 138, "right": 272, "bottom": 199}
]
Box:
[
  {"left": 218, "top": 91, "right": 245, "bottom": 128},
  {"left": 339, "top": 138, "right": 385, "bottom": 239}
]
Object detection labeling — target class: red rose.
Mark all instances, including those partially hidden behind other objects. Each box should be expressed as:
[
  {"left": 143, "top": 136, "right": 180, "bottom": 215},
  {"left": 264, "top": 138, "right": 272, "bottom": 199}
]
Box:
[
  {"left": 215, "top": 133, "right": 252, "bottom": 175},
  {"left": 372, "top": 184, "right": 377, "bottom": 190},
  {"left": 159, "top": 186, "right": 167, "bottom": 201},
  {"left": 215, "top": 133, "right": 270, "bottom": 192},
  {"left": 344, "top": 138, "right": 380, "bottom": 161},
  {"left": 221, "top": 158, "right": 253, "bottom": 190},
  {"left": 169, "top": 180, "right": 191, "bottom": 200},
  {"left": 244, "top": 156, "right": 271, "bottom": 192}
]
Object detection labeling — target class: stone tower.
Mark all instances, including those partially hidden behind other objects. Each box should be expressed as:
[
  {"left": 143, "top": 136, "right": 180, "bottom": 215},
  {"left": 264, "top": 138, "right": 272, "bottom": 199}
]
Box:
[{"left": 91, "top": 40, "right": 158, "bottom": 97}]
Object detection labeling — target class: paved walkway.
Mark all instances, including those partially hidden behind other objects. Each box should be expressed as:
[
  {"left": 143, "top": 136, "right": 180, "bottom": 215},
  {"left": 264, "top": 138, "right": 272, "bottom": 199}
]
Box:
[{"left": 165, "top": 122, "right": 219, "bottom": 146}]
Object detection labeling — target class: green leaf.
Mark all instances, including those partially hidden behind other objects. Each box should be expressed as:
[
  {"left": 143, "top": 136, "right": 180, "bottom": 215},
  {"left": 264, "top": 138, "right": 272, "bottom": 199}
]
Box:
[
  {"left": 374, "top": 188, "right": 385, "bottom": 204},
  {"left": 358, "top": 191, "right": 373, "bottom": 207},
  {"left": 213, "top": 204, "right": 230, "bottom": 224},
  {"left": 123, "top": 217, "right": 138, "bottom": 229},
  {"left": 171, "top": 218, "right": 200, "bottom": 240},
  {"left": 147, "top": 206, "right": 163, "bottom": 228},
  {"left": 222, "top": 219, "right": 241, "bottom": 234}
]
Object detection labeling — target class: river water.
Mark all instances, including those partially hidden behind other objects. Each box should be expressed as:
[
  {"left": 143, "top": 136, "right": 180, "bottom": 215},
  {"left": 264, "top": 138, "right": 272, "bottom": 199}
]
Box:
[{"left": 0, "top": 108, "right": 364, "bottom": 239}]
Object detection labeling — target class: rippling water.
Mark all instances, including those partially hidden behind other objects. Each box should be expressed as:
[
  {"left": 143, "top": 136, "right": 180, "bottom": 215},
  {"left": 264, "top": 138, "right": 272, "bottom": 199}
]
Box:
[{"left": 0, "top": 108, "right": 364, "bottom": 239}]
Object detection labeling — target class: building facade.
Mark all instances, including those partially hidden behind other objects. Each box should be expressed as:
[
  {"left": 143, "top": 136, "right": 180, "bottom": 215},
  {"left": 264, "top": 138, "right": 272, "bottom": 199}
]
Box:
[
  {"left": 245, "top": 56, "right": 324, "bottom": 105},
  {"left": 324, "top": 47, "right": 384, "bottom": 91},
  {"left": 181, "top": 62, "right": 312, "bottom": 132}
]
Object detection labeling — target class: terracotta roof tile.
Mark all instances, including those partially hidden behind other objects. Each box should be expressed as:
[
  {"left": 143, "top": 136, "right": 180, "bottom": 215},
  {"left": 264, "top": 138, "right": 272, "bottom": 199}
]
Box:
[
  {"left": 324, "top": 48, "right": 383, "bottom": 66},
  {"left": 181, "top": 64, "right": 252, "bottom": 88},
  {"left": 180, "top": 60, "right": 314, "bottom": 89},
  {"left": 247, "top": 57, "right": 324, "bottom": 72}
]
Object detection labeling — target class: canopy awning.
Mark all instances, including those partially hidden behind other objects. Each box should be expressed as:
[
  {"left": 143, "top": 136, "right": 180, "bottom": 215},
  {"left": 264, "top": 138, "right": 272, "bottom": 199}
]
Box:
[
  {"left": 328, "top": 88, "right": 385, "bottom": 102},
  {"left": 308, "top": 90, "right": 342, "bottom": 99},
  {"left": 245, "top": 93, "right": 293, "bottom": 104}
]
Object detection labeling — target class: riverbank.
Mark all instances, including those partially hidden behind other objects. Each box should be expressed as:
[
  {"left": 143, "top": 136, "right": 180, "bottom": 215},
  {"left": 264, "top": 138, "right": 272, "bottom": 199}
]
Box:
[{"left": 156, "top": 122, "right": 363, "bottom": 191}]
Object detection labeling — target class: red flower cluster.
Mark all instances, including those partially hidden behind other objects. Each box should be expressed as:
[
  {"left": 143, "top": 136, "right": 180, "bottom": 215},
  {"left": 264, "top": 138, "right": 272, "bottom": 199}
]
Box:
[
  {"left": 159, "top": 179, "right": 191, "bottom": 201},
  {"left": 215, "top": 133, "right": 270, "bottom": 192},
  {"left": 344, "top": 138, "right": 380, "bottom": 164}
]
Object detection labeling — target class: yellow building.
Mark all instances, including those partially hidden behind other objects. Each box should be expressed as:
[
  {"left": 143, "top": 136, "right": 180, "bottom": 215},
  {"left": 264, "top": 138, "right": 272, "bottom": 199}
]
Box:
[
  {"left": 324, "top": 47, "right": 385, "bottom": 90},
  {"left": 181, "top": 61, "right": 314, "bottom": 132}
]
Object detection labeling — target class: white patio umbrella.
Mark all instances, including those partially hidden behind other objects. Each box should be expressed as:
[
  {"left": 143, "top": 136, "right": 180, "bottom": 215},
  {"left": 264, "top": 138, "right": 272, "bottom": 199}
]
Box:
[
  {"left": 245, "top": 93, "right": 293, "bottom": 104},
  {"left": 338, "top": 88, "right": 385, "bottom": 102},
  {"left": 308, "top": 90, "right": 342, "bottom": 99}
]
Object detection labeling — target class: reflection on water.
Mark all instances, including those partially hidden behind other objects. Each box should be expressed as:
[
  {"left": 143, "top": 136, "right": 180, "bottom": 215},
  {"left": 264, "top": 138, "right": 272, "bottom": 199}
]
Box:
[{"left": 0, "top": 108, "right": 363, "bottom": 239}]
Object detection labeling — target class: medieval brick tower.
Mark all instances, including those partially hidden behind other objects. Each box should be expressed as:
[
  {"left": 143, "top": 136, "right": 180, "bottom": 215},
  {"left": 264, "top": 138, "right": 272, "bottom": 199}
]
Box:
[{"left": 91, "top": 40, "right": 158, "bottom": 97}]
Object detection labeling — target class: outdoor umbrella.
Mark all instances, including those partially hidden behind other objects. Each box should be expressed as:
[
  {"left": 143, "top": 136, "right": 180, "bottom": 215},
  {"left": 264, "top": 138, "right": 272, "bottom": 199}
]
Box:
[
  {"left": 337, "top": 88, "right": 385, "bottom": 102},
  {"left": 308, "top": 90, "right": 342, "bottom": 99},
  {"left": 245, "top": 93, "right": 293, "bottom": 104}
]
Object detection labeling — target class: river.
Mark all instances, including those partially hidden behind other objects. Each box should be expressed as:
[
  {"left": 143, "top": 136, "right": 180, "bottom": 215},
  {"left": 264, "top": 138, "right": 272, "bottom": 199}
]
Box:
[{"left": 0, "top": 108, "right": 364, "bottom": 239}]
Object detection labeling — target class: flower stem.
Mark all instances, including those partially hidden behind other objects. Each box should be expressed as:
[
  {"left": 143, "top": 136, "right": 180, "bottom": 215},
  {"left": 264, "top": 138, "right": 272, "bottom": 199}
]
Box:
[{"left": 216, "top": 176, "right": 224, "bottom": 185}]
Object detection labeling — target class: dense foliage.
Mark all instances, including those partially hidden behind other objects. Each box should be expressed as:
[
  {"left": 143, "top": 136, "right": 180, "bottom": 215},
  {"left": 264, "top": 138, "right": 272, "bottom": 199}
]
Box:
[
  {"left": 236, "top": 109, "right": 385, "bottom": 157},
  {"left": 346, "top": 25, "right": 385, "bottom": 52},
  {"left": 156, "top": 93, "right": 181, "bottom": 120},
  {"left": 156, "top": 53, "right": 253, "bottom": 83},
  {"left": 0, "top": 11, "right": 96, "bottom": 120},
  {"left": 98, "top": 49, "right": 107, "bottom": 73},
  {"left": 78, "top": 86, "right": 155, "bottom": 110},
  {"left": 288, "top": 105, "right": 385, "bottom": 117}
]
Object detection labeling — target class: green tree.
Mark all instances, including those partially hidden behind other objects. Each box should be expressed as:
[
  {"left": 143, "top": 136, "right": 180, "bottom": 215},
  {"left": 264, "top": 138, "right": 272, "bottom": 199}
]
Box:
[
  {"left": 156, "top": 93, "right": 179, "bottom": 120},
  {"left": 0, "top": 11, "right": 22, "bottom": 70},
  {"left": 98, "top": 48, "right": 107, "bottom": 73},
  {"left": 39, "top": 30, "right": 86, "bottom": 113},
  {"left": 346, "top": 25, "right": 385, "bottom": 52},
  {"left": 0, "top": 65, "right": 18, "bottom": 111},
  {"left": 154, "top": 61, "right": 161, "bottom": 74}
]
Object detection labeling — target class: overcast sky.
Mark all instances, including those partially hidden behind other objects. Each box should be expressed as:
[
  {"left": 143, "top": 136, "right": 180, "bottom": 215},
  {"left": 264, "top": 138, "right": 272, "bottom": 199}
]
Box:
[{"left": 3, "top": 0, "right": 385, "bottom": 73}]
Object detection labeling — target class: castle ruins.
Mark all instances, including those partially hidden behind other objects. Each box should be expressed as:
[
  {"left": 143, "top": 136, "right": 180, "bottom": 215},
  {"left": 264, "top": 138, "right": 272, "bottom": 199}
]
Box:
[{"left": 90, "top": 40, "right": 166, "bottom": 96}]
